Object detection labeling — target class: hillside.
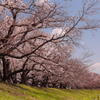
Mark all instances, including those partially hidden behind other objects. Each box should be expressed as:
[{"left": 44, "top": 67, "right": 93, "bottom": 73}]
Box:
[{"left": 0, "top": 82, "right": 100, "bottom": 100}]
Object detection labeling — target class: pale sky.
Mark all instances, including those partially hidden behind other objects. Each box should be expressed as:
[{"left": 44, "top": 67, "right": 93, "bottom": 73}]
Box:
[
  {"left": 50, "top": 0, "right": 100, "bottom": 74},
  {"left": 24, "top": 0, "right": 100, "bottom": 74}
]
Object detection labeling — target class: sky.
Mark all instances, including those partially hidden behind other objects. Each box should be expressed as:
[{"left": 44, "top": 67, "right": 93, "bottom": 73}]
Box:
[
  {"left": 70, "top": 0, "right": 100, "bottom": 74},
  {"left": 24, "top": 0, "right": 100, "bottom": 74},
  {"left": 49, "top": 0, "right": 100, "bottom": 74}
]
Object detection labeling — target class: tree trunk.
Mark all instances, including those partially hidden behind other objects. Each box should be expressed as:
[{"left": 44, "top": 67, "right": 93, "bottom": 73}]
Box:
[
  {"left": 2, "top": 57, "right": 7, "bottom": 81},
  {"left": 2, "top": 57, "right": 9, "bottom": 81}
]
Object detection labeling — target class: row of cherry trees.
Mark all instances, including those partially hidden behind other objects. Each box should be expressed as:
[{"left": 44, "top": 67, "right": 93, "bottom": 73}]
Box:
[{"left": 0, "top": 0, "right": 100, "bottom": 89}]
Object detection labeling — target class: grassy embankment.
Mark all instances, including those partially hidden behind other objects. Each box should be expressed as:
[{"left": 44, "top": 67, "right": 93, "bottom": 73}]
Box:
[{"left": 0, "top": 82, "right": 100, "bottom": 100}]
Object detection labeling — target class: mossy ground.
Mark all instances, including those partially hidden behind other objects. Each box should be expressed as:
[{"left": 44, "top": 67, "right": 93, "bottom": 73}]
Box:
[{"left": 0, "top": 82, "right": 100, "bottom": 100}]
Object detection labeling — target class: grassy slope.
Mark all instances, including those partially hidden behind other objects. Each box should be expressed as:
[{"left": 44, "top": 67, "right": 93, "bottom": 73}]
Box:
[{"left": 0, "top": 82, "right": 100, "bottom": 100}]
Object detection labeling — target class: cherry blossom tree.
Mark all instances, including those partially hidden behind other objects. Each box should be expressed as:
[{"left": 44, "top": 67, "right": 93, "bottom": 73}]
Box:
[{"left": 0, "top": 0, "right": 100, "bottom": 86}]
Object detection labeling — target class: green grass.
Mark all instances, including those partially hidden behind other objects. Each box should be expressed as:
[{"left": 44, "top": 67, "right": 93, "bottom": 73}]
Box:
[{"left": 0, "top": 82, "right": 100, "bottom": 100}]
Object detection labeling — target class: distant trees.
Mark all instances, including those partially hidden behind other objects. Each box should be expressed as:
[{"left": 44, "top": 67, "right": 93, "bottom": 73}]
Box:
[{"left": 0, "top": 0, "right": 100, "bottom": 89}]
